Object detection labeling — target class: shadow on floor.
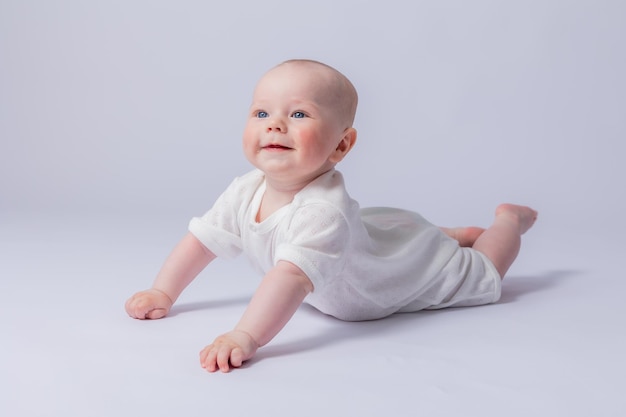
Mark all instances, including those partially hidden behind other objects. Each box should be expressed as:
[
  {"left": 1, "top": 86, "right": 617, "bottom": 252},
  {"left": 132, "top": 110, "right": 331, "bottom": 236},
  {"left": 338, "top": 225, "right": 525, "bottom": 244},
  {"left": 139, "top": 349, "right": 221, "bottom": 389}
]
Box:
[{"left": 498, "top": 269, "right": 581, "bottom": 304}]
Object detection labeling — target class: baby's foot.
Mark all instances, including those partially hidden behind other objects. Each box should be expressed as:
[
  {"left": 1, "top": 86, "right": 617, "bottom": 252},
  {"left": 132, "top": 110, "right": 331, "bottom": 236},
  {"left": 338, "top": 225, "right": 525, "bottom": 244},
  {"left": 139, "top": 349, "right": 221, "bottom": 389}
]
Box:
[
  {"left": 442, "top": 226, "right": 486, "bottom": 247},
  {"left": 495, "top": 204, "right": 538, "bottom": 235}
]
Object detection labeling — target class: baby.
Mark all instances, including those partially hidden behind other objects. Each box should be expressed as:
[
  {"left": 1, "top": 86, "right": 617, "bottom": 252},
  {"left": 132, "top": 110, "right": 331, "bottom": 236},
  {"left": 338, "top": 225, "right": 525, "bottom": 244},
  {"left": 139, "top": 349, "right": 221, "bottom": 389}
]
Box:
[{"left": 125, "top": 59, "right": 537, "bottom": 373}]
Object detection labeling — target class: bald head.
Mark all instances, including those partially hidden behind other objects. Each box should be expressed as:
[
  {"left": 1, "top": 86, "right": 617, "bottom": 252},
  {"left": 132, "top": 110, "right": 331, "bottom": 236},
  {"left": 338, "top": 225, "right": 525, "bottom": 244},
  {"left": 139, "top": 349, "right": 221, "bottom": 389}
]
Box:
[{"left": 270, "top": 59, "right": 358, "bottom": 128}]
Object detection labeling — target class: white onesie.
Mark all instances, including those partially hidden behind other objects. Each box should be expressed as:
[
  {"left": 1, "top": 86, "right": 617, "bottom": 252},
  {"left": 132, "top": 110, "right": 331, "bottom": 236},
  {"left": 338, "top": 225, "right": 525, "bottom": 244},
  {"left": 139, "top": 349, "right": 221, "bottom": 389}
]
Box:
[{"left": 189, "top": 169, "right": 501, "bottom": 321}]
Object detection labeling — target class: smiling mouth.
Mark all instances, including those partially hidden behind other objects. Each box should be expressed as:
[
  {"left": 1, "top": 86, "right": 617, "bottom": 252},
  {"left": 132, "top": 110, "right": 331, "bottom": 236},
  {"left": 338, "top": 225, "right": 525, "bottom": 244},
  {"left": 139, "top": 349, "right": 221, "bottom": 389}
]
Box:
[{"left": 262, "top": 144, "right": 293, "bottom": 150}]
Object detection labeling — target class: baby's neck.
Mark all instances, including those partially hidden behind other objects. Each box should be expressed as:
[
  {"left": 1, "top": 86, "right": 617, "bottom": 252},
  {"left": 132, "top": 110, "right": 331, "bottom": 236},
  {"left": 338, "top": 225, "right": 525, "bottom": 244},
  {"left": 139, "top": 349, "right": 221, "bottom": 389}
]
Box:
[
  {"left": 255, "top": 186, "right": 295, "bottom": 223},
  {"left": 255, "top": 169, "right": 332, "bottom": 222}
]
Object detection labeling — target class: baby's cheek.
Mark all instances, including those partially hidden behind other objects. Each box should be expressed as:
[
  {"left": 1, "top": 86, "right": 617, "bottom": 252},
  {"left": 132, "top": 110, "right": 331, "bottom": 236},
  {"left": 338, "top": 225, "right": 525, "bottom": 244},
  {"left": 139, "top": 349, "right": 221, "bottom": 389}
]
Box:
[{"left": 301, "top": 129, "right": 335, "bottom": 156}]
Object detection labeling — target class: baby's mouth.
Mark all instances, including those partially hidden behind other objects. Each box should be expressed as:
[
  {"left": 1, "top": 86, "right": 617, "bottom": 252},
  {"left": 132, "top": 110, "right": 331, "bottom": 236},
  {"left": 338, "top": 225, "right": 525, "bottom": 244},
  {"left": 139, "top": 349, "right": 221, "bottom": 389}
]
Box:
[{"left": 263, "top": 144, "right": 292, "bottom": 150}]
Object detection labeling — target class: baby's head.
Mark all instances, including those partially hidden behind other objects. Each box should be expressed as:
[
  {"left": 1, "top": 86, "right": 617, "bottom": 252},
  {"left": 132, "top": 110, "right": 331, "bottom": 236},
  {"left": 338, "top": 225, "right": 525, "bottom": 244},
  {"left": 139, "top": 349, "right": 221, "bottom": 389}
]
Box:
[
  {"left": 262, "top": 59, "right": 358, "bottom": 128},
  {"left": 243, "top": 60, "right": 359, "bottom": 184}
]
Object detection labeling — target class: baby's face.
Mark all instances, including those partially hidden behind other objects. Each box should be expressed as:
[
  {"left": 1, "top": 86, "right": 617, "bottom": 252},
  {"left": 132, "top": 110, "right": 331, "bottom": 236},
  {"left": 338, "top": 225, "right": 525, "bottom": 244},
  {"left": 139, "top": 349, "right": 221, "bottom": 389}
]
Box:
[{"left": 242, "top": 63, "right": 348, "bottom": 185}]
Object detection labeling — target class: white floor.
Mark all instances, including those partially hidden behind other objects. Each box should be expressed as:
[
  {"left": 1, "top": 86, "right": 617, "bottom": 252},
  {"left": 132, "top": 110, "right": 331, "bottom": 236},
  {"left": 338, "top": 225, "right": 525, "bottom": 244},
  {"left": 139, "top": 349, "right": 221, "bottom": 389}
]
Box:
[{"left": 1, "top": 211, "right": 624, "bottom": 417}]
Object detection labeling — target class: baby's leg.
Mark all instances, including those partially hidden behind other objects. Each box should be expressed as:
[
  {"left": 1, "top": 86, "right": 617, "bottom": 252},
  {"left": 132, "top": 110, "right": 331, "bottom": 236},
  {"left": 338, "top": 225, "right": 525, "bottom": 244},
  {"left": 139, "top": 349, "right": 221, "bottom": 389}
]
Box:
[
  {"left": 440, "top": 226, "right": 486, "bottom": 247},
  {"left": 472, "top": 204, "right": 538, "bottom": 278}
]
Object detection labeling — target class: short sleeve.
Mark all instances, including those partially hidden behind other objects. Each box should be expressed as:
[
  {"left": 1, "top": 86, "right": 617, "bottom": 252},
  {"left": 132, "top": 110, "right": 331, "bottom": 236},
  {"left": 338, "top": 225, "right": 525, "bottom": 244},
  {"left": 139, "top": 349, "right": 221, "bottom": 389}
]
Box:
[
  {"left": 188, "top": 172, "right": 261, "bottom": 259},
  {"left": 274, "top": 203, "right": 350, "bottom": 289}
]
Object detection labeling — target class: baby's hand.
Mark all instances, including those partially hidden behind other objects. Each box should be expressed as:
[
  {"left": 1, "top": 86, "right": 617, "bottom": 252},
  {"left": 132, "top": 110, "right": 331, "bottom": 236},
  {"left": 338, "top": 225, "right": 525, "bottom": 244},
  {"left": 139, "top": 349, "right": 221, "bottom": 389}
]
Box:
[
  {"left": 199, "top": 330, "right": 259, "bottom": 373},
  {"left": 125, "top": 289, "right": 173, "bottom": 320}
]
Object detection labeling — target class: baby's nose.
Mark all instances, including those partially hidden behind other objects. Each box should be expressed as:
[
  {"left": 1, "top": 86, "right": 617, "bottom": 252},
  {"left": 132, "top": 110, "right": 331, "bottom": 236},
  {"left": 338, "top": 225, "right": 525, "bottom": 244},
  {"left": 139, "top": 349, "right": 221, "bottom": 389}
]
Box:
[{"left": 267, "top": 118, "right": 286, "bottom": 132}]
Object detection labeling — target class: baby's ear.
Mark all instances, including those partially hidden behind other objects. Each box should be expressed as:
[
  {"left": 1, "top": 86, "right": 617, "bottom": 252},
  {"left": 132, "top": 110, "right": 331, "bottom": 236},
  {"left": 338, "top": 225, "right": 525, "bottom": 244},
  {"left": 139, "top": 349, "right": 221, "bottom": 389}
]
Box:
[{"left": 330, "top": 128, "right": 357, "bottom": 163}]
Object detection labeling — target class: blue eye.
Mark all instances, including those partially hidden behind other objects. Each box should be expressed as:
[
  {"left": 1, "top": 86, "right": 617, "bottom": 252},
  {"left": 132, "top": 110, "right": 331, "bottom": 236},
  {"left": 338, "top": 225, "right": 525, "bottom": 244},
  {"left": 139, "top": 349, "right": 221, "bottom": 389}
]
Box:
[
  {"left": 256, "top": 111, "right": 268, "bottom": 118},
  {"left": 291, "top": 111, "right": 306, "bottom": 119}
]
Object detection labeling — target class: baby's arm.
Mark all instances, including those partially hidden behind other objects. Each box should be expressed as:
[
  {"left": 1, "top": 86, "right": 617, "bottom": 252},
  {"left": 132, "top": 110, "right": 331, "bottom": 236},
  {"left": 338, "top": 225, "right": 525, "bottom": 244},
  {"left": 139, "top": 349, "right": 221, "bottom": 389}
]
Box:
[
  {"left": 125, "top": 232, "right": 216, "bottom": 319},
  {"left": 199, "top": 261, "right": 313, "bottom": 373}
]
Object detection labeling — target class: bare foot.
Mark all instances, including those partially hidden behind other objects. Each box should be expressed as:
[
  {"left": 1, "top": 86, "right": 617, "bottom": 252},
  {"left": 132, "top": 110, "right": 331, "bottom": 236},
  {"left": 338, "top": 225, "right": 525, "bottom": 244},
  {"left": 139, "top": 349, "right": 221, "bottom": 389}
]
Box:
[
  {"left": 494, "top": 204, "right": 538, "bottom": 235},
  {"left": 441, "top": 226, "right": 486, "bottom": 247}
]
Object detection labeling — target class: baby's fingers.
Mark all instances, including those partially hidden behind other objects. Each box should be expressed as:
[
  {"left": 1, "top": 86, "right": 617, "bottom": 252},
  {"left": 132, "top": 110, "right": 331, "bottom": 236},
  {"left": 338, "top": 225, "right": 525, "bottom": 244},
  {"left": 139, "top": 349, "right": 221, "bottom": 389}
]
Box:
[
  {"left": 199, "top": 344, "right": 242, "bottom": 373},
  {"left": 125, "top": 295, "right": 145, "bottom": 319},
  {"left": 229, "top": 348, "right": 244, "bottom": 369},
  {"left": 125, "top": 290, "right": 171, "bottom": 320},
  {"left": 145, "top": 308, "right": 168, "bottom": 320},
  {"left": 200, "top": 344, "right": 220, "bottom": 372},
  {"left": 126, "top": 296, "right": 154, "bottom": 319},
  {"left": 217, "top": 347, "right": 233, "bottom": 372}
]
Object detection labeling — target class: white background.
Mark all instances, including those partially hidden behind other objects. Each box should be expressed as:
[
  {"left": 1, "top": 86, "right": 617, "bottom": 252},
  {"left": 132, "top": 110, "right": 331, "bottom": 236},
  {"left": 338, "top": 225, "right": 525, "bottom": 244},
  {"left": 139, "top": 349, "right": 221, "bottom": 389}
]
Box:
[{"left": 1, "top": 1, "right": 625, "bottom": 416}]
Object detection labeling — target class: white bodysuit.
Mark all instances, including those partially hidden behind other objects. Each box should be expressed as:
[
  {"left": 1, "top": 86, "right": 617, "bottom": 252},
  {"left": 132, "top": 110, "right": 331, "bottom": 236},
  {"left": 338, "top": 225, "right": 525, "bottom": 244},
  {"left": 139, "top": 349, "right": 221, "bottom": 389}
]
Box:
[{"left": 189, "top": 169, "right": 501, "bottom": 321}]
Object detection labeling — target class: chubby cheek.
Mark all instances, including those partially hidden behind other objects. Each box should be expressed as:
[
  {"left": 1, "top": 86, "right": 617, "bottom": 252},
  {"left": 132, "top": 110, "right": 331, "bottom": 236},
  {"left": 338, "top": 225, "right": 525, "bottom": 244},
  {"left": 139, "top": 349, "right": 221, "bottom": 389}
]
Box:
[
  {"left": 241, "top": 126, "right": 258, "bottom": 160},
  {"left": 298, "top": 127, "right": 336, "bottom": 159}
]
